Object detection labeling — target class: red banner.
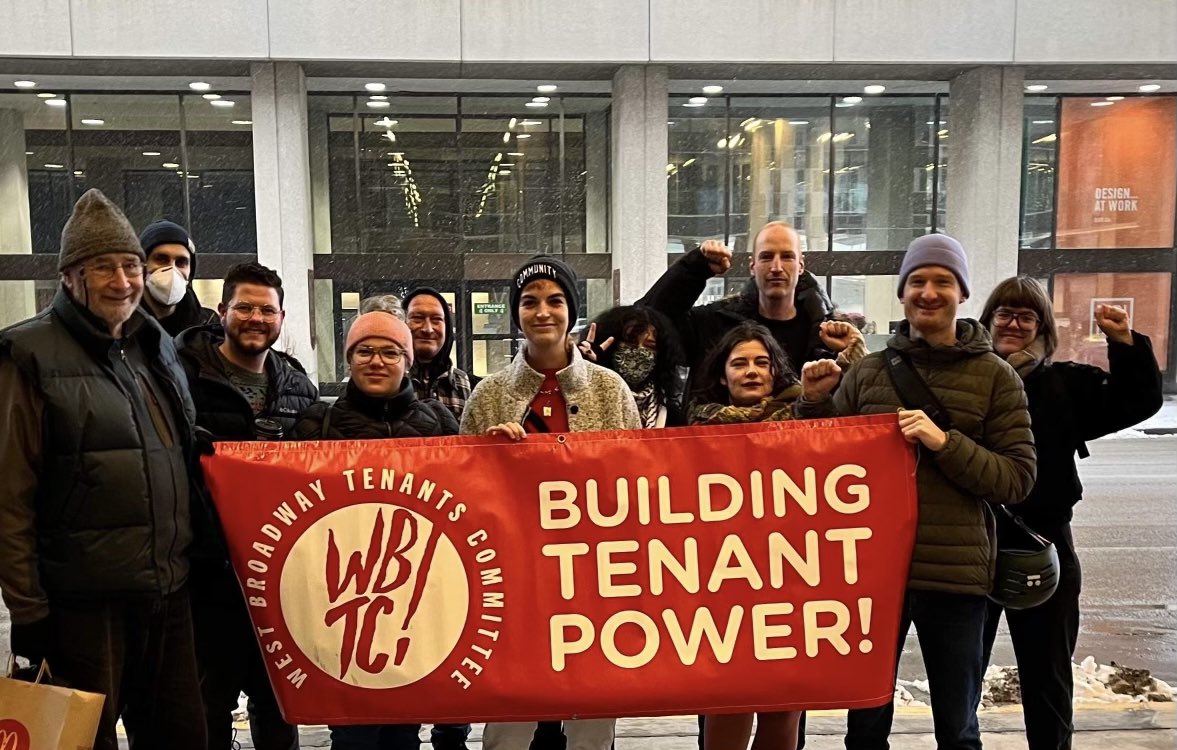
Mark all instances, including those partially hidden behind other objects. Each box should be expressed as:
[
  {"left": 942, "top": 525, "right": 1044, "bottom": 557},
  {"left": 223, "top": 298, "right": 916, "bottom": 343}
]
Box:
[{"left": 200, "top": 415, "right": 918, "bottom": 725}]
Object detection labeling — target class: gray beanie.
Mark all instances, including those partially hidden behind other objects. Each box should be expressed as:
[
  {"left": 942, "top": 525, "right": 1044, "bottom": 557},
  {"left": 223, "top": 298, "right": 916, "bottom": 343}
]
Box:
[
  {"left": 896, "top": 233, "right": 970, "bottom": 298},
  {"left": 59, "top": 189, "right": 144, "bottom": 271}
]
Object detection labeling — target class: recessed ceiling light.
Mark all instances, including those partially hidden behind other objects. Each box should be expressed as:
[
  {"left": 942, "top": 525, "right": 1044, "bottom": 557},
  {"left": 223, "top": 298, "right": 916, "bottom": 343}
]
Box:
[
  {"left": 73, "top": 170, "right": 83, "bottom": 176},
  {"left": 374, "top": 117, "right": 398, "bottom": 127},
  {"left": 1106, "top": 96, "right": 1125, "bottom": 101},
  {"left": 702, "top": 85, "right": 724, "bottom": 95},
  {"left": 499, "top": 170, "right": 512, "bottom": 175},
  {"left": 842, "top": 96, "right": 862, "bottom": 104},
  {"left": 203, "top": 93, "right": 221, "bottom": 100},
  {"left": 1032, "top": 120, "right": 1055, "bottom": 125},
  {"left": 864, "top": 84, "right": 886, "bottom": 94},
  {"left": 537, "top": 84, "right": 557, "bottom": 93},
  {"left": 508, "top": 152, "right": 525, "bottom": 156},
  {"left": 788, "top": 120, "right": 810, "bottom": 125},
  {"left": 37, "top": 92, "right": 56, "bottom": 99},
  {"left": 369, "top": 95, "right": 388, "bottom": 101},
  {"left": 210, "top": 99, "right": 235, "bottom": 108},
  {"left": 1139, "top": 83, "right": 1161, "bottom": 92},
  {"left": 44, "top": 163, "right": 63, "bottom": 168},
  {"left": 24, "top": 151, "right": 33, "bottom": 155},
  {"left": 231, "top": 120, "right": 252, "bottom": 126},
  {"left": 516, "top": 134, "right": 532, "bottom": 139},
  {"left": 1090, "top": 101, "right": 1114, "bottom": 107},
  {"left": 532, "top": 96, "right": 550, "bottom": 103},
  {"left": 14, "top": 80, "right": 36, "bottom": 88},
  {"left": 525, "top": 101, "right": 548, "bottom": 108},
  {"left": 143, "top": 151, "right": 162, "bottom": 156},
  {"left": 189, "top": 82, "right": 211, "bottom": 91},
  {"left": 835, "top": 102, "right": 854, "bottom": 108},
  {"left": 365, "top": 82, "right": 386, "bottom": 92},
  {"left": 689, "top": 96, "right": 708, "bottom": 105},
  {"left": 1026, "top": 84, "right": 1048, "bottom": 92},
  {"left": 683, "top": 102, "right": 704, "bottom": 108},
  {"left": 162, "top": 162, "right": 180, "bottom": 168},
  {"left": 520, "top": 120, "right": 543, "bottom": 126},
  {"left": 502, "top": 132, "right": 511, "bottom": 143},
  {"left": 45, "top": 99, "right": 67, "bottom": 107},
  {"left": 80, "top": 118, "right": 104, "bottom": 126}
]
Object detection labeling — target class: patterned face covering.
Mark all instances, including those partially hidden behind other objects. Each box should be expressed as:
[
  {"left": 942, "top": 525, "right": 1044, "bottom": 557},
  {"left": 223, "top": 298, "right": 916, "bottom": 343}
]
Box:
[{"left": 613, "top": 344, "right": 656, "bottom": 388}]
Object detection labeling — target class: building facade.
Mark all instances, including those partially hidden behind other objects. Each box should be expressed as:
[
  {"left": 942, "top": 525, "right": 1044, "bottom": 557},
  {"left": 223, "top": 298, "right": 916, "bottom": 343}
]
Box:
[{"left": 2, "top": 0, "right": 1175, "bottom": 388}]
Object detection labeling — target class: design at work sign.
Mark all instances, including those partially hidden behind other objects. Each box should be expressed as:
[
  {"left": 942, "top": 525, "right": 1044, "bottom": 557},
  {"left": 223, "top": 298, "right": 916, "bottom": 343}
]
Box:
[{"left": 201, "top": 415, "right": 918, "bottom": 724}]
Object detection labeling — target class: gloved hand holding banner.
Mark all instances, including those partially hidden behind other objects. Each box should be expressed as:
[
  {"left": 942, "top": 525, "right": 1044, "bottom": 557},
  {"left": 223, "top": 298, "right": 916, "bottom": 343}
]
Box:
[{"left": 200, "top": 414, "right": 917, "bottom": 725}]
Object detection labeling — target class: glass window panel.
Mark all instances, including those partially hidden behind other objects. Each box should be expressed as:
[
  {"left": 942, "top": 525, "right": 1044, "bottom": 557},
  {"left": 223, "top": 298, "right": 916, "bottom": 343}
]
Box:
[
  {"left": 935, "top": 98, "right": 949, "bottom": 232},
  {"left": 830, "top": 275, "right": 904, "bottom": 351},
  {"left": 1055, "top": 96, "right": 1176, "bottom": 249},
  {"left": 1051, "top": 272, "right": 1170, "bottom": 369},
  {"left": 472, "top": 339, "right": 515, "bottom": 378},
  {"left": 726, "top": 97, "right": 831, "bottom": 254},
  {"left": 183, "top": 94, "right": 256, "bottom": 253},
  {"left": 471, "top": 288, "right": 513, "bottom": 335},
  {"left": 1021, "top": 96, "right": 1059, "bottom": 248},
  {"left": 668, "top": 96, "right": 728, "bottom": 252},
  {"left": 69, "top": 94, "right": 186, "bottom": 235},
  {"left": 1, "top": 92, "right": 69, "bottom": 255},
  {"left": 832, "top": 97, "right": 938, "bottom": 251}
]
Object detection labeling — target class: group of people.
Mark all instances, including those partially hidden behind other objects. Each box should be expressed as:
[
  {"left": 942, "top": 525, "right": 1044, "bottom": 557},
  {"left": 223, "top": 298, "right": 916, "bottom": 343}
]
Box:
[{"left": 0, "top": 188, "right": 1164, "bottom": 750}]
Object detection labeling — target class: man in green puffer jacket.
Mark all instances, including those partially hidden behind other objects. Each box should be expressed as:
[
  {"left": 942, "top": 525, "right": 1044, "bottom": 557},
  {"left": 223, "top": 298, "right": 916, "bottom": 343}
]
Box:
[{"left": 798, "top": 233, "right": 1036, "bottom": 750}]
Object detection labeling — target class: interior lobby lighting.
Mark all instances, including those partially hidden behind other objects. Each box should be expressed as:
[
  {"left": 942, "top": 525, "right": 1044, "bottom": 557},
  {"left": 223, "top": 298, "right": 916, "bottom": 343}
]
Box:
[
  {"left": 532, "top": 96, "right": 550, "bottom": 103},
  {"left": 1032, "top": 120, "right": 1055, "bottom": 124},
  {"left": 1091, "top": 101, "right": 1114, "bottom": 107},
  {"left": 203, "top": 93, "right": 221, "bottom": 100},
  {"left": 74, "top": 171, "right": 83, "bottom": 176},
  {"left": 14, "top": 80, "right": 36, "bottom": 88},
  {"left": 25, "top": 151, "right": 33, "bottom": 155},
  {"left": 142, "top": 151, "right": 161, "bottom": 156},
  {"left": 44, "top": 163, "right": 63, "bottom": 168},
  {"left": 80, "top": 118, "right": 105, "bottom": 126},
  {"left": 788, "top": 120, "right": 810, "bottom": 125},
  {"left": 689, "top": 96, "right": 708, "bottom": 105},
  {"left": 1025, "top": 84, "right": 1048, "bottom": 92},
  {"left": 189, "top": 81, "right": 211, "bottom": 91},
  {"left": 37, "top": 92, "right": 56, "bottom": 99},
  {"left": 863, "top": 85, "right": 886, "bottom": 94},
  {"left": 525, "top": 101, "right": 547, "bottom": 108},
  {"left": 520, "top": 120, "right": 543, "bottom": 126},
  {"left": 842, "top": 96, "right": 862, "bottom": 104},
  {"left": 369, "top": 95, "right": 389, "bottom": 101},
  {"left": 162, "top": 162, "right": 180, "bottom": 168},
  {"left": 508, "top": 152, "right": 525, "bottom": 156},
  {"left": 45, "top": 99, "right": 67, "bottom": 107},
  {"left": 366, "top": 100, "right": 390, "bottom": 109},
  {"left": 231, "top": 120, "right": 252, "bottom": 125},
  {"left": 1032, "top": 133, "right": 1057, "bottom": 144},
  {"left": 365, "top": 82, "right": 387, "bottom": 92},
  {"left": 375, "top": 117, "right": 398, "bottom": 127},
  {"left": 499, "top": 170, "right": 512, "bottom": 175},
  {"left": 210, "top": 99, "right": 235, "bottom": 108},
  {"left": 537, "top": 84, "right": 558, "bottom": 93},
  {"left": 683, "top": 102, "right": 704, "bottom": 108},
  {"left": 1106, "top": 96, "right": 1125, "bottom": 101},
  {"left": 702, "top": 85, "right": 724, "bottom": 95},
  {"left": 516, "top": 133, "right": 531, "bottom": 139},
  {"left": 509, "top": 117, "right": 518, "bottom": 128},
  {"left": 1139, "top": 83, "right": 1161, "bottom": 92},
  {"left": 502, "top": 132, "right": 511, "bottom": 143}
]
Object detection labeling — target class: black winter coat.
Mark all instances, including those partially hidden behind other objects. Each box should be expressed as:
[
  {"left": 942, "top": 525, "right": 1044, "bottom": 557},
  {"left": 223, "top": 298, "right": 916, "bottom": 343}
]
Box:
[
  {"left": 637, "top": 248, "right": 836, "bottom": 387},
  {"left": 294, "top": 379, "right": 458, "bottom": 440},
  {"left": 175, "top": 325, "right": 319, "bottom": 441},
  {"left": 1012, "top": 332, "right": 1163, "bottom": 531}
]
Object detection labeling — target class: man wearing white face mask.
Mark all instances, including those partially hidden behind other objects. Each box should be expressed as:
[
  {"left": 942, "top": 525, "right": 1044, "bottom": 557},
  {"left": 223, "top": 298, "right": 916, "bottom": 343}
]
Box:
[{"left": 139, "top": 220, "right": 218, "bottom": 337}]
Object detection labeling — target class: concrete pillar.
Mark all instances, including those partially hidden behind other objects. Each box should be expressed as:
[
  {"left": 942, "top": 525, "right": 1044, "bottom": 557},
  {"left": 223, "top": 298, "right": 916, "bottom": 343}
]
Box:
[
  {"left": 584, "top": 111, "right": 609, "bottom": 254},
  {"left": 0, "top": 109, "right": 36, "bottom": 326},
  {"left": 947, "top": 67, "right": 1024, "bottom": 317},
  {"left": 251, "top": 62, "right": 317, "bottom": 381},
  {"left": 610, "top": 65, "right": 669, "bottom": 304},
  {"left": 866, "top": 107, "right": 920, "bottom": 251}
]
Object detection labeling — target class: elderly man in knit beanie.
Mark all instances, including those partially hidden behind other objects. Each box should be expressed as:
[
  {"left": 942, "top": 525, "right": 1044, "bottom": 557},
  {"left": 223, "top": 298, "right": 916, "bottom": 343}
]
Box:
[
  {"left": 0, "top": 189, "right": 206, "bottom": 749},
  {"left": 797, "top": 232, "right": 1035, "bottom": 750}
]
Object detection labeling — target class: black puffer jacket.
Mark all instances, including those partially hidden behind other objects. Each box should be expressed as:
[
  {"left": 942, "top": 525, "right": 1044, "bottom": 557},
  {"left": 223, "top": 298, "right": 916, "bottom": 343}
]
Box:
[
  {"left": 637, "top": 248, "right": 836, "bottom": 385},
  {"left": 175, "top": 325, "right": 319, "bottom": 440},
  {"left": 1012, "top": 332, "right": 1162, "bottom": 531},
  {"left": 294, "top": 379, "right": 458, "bottom": 440}
]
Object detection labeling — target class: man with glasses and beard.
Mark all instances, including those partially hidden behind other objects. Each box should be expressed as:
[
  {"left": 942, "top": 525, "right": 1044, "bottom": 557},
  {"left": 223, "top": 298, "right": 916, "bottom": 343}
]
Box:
[
  {"left": 0, "top": 189, "right": 205, "bottom": 749},
  {"left": 176, "top": 262, "right": 317, "bottom": 750}
]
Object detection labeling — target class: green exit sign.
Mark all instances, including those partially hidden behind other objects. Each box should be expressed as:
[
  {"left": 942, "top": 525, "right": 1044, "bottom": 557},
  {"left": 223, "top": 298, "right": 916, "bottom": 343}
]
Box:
[{"left": 474, "top": 302, "right": 507, "bottom": 315}]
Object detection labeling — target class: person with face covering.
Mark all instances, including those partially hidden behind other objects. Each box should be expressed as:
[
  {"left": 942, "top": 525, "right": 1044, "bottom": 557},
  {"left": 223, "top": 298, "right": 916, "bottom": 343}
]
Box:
[
  {"left": 978, "top": 276, "right": 1162, "bottom": 750},
  {"left": 578, "top": 305, "right": 686, "bottom": 427},
  {"left": 138, "top": 220, "right": 218, "bottom": 337},
  {"left": 0, "top": 189, "right": 205, "bottom": 750},
  {"left": 688, "top": 322, "right": 844, "bottom": 750},
  {"left": 293, "top": 312, "right": 458, "bottom": 750},
  {"left": 176, "top": 262, "right": 317, "bottom": 750}
]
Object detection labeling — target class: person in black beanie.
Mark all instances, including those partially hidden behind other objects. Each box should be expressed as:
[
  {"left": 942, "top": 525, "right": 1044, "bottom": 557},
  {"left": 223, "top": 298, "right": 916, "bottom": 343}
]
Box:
[
  {"left": 403, "top": 287, "right": 475, "bottom": 422},
  {"left": 139, "top": 219, "right": 218, "bottom": 337},
  {"left": 509, "top": 254, "right": 580, "bottom": 333}
]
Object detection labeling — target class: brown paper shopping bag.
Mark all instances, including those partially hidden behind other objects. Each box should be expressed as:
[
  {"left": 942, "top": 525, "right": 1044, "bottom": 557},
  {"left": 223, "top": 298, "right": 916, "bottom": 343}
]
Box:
[{"left": 0, "top": 659, "right": 104, "bottom": 750}]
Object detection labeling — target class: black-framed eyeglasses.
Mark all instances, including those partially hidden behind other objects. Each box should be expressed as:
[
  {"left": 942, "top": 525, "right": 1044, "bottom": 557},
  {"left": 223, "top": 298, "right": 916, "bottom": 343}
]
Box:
[
  {"left": 352, "top": 346, "right": 406, "bottom": 365},
  {"left": 229, "top": 303, "right": 281, "bottom": 322},
  {"left": 993, "top": 309, "right": 1040, "bottom": 328},
  {"left": 84, "top": 260, "right": 145, "bottom": 280}
]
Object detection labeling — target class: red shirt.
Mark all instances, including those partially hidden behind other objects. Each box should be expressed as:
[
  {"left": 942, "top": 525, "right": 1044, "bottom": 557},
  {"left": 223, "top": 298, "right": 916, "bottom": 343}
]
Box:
[{"left": 524, "top": 369, "right": 570, "bottom": 433}]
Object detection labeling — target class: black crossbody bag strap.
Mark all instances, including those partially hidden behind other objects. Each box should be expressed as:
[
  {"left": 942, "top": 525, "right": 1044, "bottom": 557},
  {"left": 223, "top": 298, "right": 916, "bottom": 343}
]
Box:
[{"left": 883, "top": 347, "right": 954, "bottom": 432}]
